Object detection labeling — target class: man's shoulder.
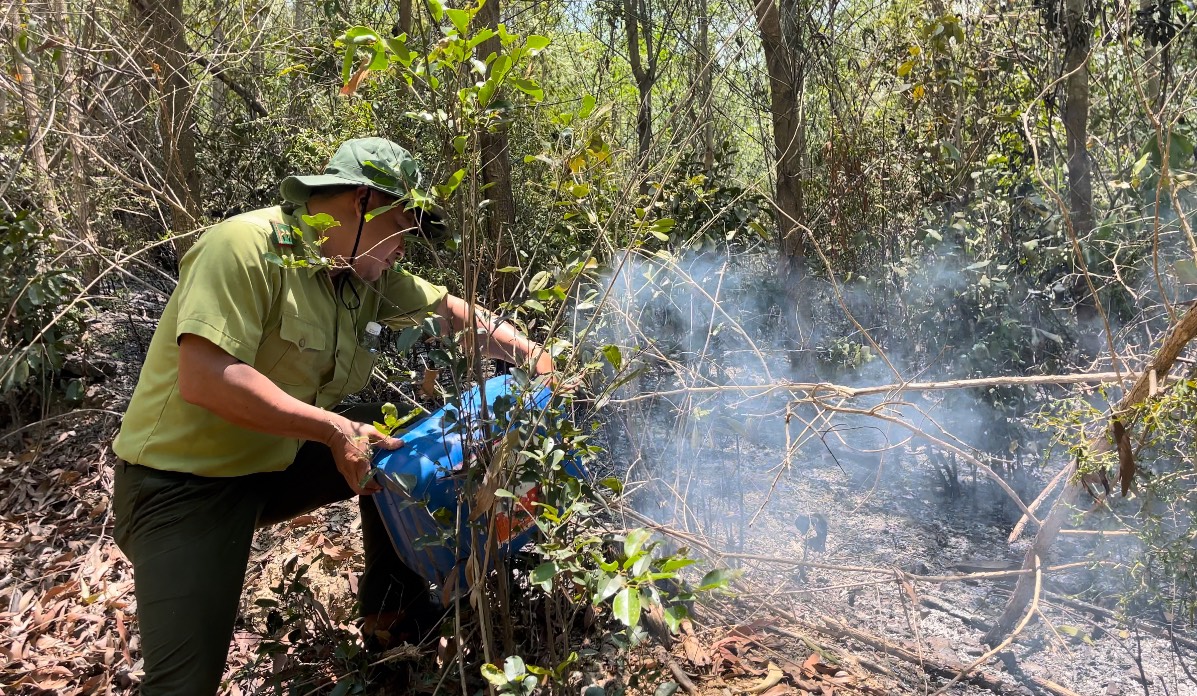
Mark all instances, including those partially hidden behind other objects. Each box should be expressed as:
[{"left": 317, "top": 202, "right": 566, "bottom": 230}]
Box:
[{"left": 193, "top": 206, "right": 287, "bottom": 254}]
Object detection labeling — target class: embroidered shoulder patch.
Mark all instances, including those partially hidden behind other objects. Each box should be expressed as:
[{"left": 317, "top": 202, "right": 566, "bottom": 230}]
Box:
[{"left": 271, "top": 221, "right": 295, "bottom": 246}]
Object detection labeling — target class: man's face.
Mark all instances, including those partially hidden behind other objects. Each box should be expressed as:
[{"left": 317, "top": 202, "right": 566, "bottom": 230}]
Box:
[{"left": 352, "top": 193, "right": 417, "bottom": 282}]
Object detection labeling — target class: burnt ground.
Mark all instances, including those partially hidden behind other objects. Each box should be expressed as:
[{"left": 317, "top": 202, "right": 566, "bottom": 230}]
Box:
[{"left": 606, "top": 384, "right": 1197, "bottom": 696}]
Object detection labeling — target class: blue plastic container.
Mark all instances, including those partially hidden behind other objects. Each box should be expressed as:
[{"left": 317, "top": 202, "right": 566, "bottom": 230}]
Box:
[{"left": 369, "top": 375, "right": 579, "bottom": 594}]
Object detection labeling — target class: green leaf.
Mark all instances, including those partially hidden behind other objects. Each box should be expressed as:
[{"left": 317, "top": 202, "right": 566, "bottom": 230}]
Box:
[
  {"left": 662, "top": 604, "right": 688, "bottom": 633},
  {"left": 503, "top": 655, "right": 526, "bottom": 681},
  {"left": 467, "top": 28, "right": 495, "bottom": 50},
  {"left": 426, "top": 0, "right": 444, "bottom": 22},
  {"left": 452, "top": 135, "right": 468, "bottom": 156},
  {"left": 301, "top": 212, "right": 340, "bottom": 234},
  {"left": 601, "top": 344, "right": 623, "bottom": 371},
  {"left": 481, "top": 663, "right": 508, "bottom": 686},
  {"left": 579, "top": 94, "right": 596, "bottom": 118},
  {"left": 329, "top": 679, "right": 353, "bottom": 696},
  {"left": 659, "top": 557, "right": 696, "bottom": 572},
  {"left": 262, "top": 252, "right": 284, "bottom": 266},
  {"left": 385, "top": 36, "right": 413, "bottom": 66},
  {"left": 525, "top": 35, "right": 550, "bottom": 52},
  {"left": 528, "top": 270, "right": 552, "bottom": 292},
  {"left": 612, "top": 587, "right": 641, "bottom": 628},
  {"left": 598, "top": 477, "right": 624, "bottom": 496},
  {"left": 595, "top": 573, "right": 623, "bottom": 603},
  {"left": 368, "top": 44, "right": 388, "bottom": 70},
  {"left": 394, "top": 326, "right": 422, "bottom": 353},
  {"left": 530, "top": 561, "right": 558, "bottom": 590},
  {"left": 341, "top": 45, "right": 356, "bottom": 84},
  {"left": 1132, "top": 152, "right": 1151, "bottom": 178},
  {"left": 446, "top": 8, "right": 470, "bottom": 34},
  {"left": 696, "top": 567, "right": 740, "bottom": 592},
  {"left": 624, "top": 528, "right": 652, "bottom": 558},
  {"left": 433, "top": 168, "right": 467, "bottom": 199},
  {"left": 510, "top": 77, "right": 544, "bottom": 101}
]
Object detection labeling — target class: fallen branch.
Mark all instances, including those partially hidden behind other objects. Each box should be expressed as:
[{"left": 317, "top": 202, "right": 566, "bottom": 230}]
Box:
[
  {"left": 985, "top": 303, "right": 1197, "bottom": 644},
  {"left": 1042, "top": 590, "right": 1197, "bottom": 652},
  {"left": 614, "top": 371, "right": 1159, "bottom": 404},
  {"left": 816, "top": 617, "right": 1023, "bottom": 695}
]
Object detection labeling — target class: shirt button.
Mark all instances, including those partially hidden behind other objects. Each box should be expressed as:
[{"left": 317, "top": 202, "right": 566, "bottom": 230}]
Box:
[{"left": 298, "top": 338, "right": 307, "bottom": 348}]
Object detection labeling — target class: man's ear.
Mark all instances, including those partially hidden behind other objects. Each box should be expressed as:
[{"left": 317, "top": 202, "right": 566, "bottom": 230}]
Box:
[{"left": 357, "top": 186, "right": 371, "bottom": 213}]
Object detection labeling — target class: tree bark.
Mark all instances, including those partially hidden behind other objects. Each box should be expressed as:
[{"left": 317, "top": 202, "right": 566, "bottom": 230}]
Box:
[
  {"left": 7, "top": 2, "right": 66, "bottom": 247},
  {"left": 49, "top": 0, "right": 99, "bottom": 279},
  {"left": 984, "top": 303, "right": 1197, "bottom": 645},
  {"left": 753, "top": 0, "right": 806, "bottom": 263},
  {"left": 697, "top": 0, "right": 714, "bottom": 170},
  {"left": 131, "top": 0, "right": 203, "bottom": 258},
  {"left": 753, "top": 0, "right": 808, "bottom": 346},
  {"left": 1060, "top": 0, "right": 1099, "bottom": 352},
  {"left": 475, "top": 0, "right": 518, "bottom": 304},
  {"left": 624, "top": 0, "right": 655, "bottom": 170}
]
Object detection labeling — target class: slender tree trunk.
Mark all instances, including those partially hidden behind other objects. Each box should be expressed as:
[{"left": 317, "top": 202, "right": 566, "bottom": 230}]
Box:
[
  {"left": 1061, "top": 0, "right": 1098, "bottom": 353},
  {"left": 624, "top": 0, "right": 654, "bottom": 170},
  {"left": 753, "top": 0, "right": 807, "bottom": 275},
  {"left": 131, "top": 0, "right": 203, "bottom": 257},
  {"left": 1139, "top": 0, "right": 1160, "bottom": 109},
  {"left": 398, "top": 0, "right": 412, "bottom": 36},
  {"left": 697, "top": 0, "right": 714, "bottom": 170},
  {"left": 476, "top": 0, "right": 518, "bottom": 304},
  {"left": 7, "top": 3, "right": 66, "bottom": 247},
  {"left": 210, "top": 18, "right": 228, "bottom": 129},
  {"left": 49, "top": 0, "right": 98, "bottom": 279}
]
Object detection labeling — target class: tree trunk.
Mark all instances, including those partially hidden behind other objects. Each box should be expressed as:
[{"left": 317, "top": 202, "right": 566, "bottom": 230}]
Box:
[
  {"left": 624, "top": 0, "right": 654, "bottom": 170},
  {"left": 7, "top": 2, "right": 66, "bottom": 247},
  {"left": 475, "top": 0, "right": 518, "bottom": 304},
  {"left": 754, "top": 0, "right": 806, "bottom": 259},
  {"left": 697, "top": 0, "right": 714, "bottom": 170},
  {"left": 753, "top": 0, "right": 808, "bottom": 342},
  {"left": 1059, "top": 0, "right": 1101, "bottom": 357},
  {"left": 131, "top": 0, "right": 203, "bottom": 258},
  {"left": 49, "top": 0, "right": 99, "bottom": 279},
  {"left": 985, "top": 304, "right": 1197, "bottom": 645},
  {"left": 398, "top": 0, "right": 412, "bottom": 36}
]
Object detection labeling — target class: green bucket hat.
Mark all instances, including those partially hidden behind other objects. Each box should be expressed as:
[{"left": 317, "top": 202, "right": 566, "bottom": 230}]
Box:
[{"left": 280, "top": 137, "right": 448, "bottom": 240}]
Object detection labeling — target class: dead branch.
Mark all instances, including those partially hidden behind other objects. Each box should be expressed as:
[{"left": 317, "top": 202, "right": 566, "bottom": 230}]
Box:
[
  {"left": 614, "top": 371, "right": 1159, "bottom": 404},
  {"left": 985, "top": 303, "right": 1197, "bottom": 645},
  {"left": 816, "top": 617, "right": 1023, "bottom": 694},
  {"left": 1042, "top": 590, "right": 1197, "bottom": 652}
]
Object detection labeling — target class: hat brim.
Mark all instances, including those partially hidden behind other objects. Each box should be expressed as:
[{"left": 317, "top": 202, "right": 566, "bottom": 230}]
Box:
[
  {"left": 279, "top": 174, "right": 362, "bottom": 203},
  {"left": 281, "top": 173, "right": 451, "bottom": 242}
]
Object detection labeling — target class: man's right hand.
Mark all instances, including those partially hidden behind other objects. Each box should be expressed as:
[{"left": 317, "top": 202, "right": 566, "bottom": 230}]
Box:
[{"left": 324, "top": 415, "right": 404, "bottom": 495}]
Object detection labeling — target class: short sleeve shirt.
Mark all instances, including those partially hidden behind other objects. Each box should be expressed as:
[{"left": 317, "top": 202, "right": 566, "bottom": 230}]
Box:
[{"left": 112, "top": 205, "right": 448, "bottom": 477}]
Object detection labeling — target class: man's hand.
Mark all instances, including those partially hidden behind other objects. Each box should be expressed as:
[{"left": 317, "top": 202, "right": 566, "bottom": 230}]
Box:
[{"left": 325, "top": 415, "right": 404, "bottom": 495}]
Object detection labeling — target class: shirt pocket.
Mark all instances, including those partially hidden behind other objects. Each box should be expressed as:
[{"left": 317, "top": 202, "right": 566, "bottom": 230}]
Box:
[{"left": 258, "top": 312, "right": 331, "bottom": 389}]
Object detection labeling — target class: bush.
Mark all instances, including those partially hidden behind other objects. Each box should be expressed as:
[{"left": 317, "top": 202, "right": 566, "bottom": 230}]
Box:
[{"left": 0, "top": 210, "right": 85, "bottom": 420}]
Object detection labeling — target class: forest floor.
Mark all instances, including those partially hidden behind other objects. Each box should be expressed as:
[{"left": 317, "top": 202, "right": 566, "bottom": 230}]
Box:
[{"left": 3, "top": 290, "right": 1197, "bottom": 695}]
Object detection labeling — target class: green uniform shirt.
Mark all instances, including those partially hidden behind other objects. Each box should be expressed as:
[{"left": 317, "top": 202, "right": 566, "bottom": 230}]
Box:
[{"left": 113, "top": 205, "right": 448, "bottom": 477}]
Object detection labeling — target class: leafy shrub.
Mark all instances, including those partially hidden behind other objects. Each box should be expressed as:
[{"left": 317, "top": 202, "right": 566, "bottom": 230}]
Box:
[{"left": 0, "top": 210, "right": 85, "bottom": 416}]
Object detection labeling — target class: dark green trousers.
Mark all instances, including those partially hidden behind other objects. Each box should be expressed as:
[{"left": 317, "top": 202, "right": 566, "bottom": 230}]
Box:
[{"left": 113, "top": 404, "right": 425, "bottom": 696}]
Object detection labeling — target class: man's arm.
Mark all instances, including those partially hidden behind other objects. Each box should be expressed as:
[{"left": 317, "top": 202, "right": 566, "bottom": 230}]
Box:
[
  {"left": 433, "top": 295, "right": 555, "bottom": 377},
  {"left": 177, "top": 334, "right": 401, "bottom": 494}
]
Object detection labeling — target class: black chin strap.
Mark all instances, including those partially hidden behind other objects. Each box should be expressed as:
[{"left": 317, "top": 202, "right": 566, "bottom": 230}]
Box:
[{"left": 336, "top": 195, "right": 368, "bottom": 311}]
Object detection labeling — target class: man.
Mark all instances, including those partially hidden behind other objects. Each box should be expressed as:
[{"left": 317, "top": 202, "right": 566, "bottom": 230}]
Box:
[{"left": 112, "top": 138, "right": 556, "bottom": 695}]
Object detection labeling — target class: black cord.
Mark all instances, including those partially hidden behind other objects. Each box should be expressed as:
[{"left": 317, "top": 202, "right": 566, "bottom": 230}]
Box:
[{"left": 337, "top": 193, "right": 369, "bottom": 312}]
